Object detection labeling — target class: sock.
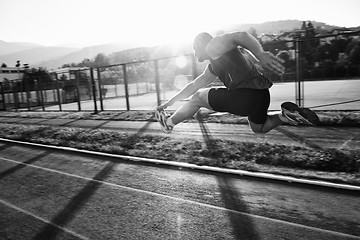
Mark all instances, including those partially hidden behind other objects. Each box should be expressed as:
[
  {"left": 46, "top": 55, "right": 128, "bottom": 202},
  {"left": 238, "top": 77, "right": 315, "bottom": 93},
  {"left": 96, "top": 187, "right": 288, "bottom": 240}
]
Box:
[
  {"left": 278, "top": 113, "right": 289, "bottom": 123},
  {"left": 271, "top": 110, "right": 289, "bottom": 123}
]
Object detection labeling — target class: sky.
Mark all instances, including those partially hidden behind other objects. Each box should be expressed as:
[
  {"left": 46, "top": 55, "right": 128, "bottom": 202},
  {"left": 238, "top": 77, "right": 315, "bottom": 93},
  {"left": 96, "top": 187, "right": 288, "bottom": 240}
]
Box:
[{"left": 1, "top": 0, "right": 360, "bottom": 47}]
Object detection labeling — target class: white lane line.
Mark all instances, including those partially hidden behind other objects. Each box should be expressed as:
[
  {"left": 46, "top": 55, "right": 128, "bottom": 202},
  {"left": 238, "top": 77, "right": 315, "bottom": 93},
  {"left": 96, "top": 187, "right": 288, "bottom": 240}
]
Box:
[
  {"left": 1, "top": 156, "right": 360, "bottom": 239},
  {"left": 0, "top": 198, "right": 89, "bottom": 240}
]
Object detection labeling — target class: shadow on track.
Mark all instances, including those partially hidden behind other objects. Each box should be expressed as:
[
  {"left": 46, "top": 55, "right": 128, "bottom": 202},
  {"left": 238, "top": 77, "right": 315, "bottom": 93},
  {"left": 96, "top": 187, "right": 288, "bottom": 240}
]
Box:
[
  {"left": 197, "top": 111, "right": 260, "bottom": 240},
  {"left": 0, "top": 149, "right": 52, "bottom": 180},
  {"left": 275, "top": 126, "right": 322, "bottom": 150},
  {"left": 32, "top": 161, "right": 116, "bottom": 240},
  {"left": 0, "top": 143, "right": 13, "bottom": 151}
]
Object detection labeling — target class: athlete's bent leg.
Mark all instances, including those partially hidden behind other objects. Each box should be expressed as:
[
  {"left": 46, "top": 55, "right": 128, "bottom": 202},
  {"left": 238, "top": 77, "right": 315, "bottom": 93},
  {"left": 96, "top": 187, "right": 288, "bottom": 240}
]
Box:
[{"left": 170, "top": 88, "right": 212, "bottom": 125}]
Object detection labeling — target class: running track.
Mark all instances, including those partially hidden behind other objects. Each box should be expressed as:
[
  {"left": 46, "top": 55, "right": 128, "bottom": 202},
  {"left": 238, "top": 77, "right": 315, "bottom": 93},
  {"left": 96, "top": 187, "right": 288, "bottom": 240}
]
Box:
[{"left": 0, "top": 140, "right": 359, "bottom": 240}]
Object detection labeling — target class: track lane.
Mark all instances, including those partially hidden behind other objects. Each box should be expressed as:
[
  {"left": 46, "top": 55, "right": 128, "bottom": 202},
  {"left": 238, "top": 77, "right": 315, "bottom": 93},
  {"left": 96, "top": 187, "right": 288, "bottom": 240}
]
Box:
[{"left": 0, "top": 142, "right": 359, "bottom": 239}]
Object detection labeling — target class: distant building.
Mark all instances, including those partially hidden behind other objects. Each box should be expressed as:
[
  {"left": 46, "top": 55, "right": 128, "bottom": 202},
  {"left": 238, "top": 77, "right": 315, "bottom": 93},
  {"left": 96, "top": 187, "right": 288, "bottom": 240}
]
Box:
[
  {"left": 259, "top": 33, "right": 278, "bottom": 43},
  {"left": 49, "top": 67, "right": 93, "bottom": 102},
  {"left": 317, "top": 28, "right": 360, "bottom": 44},
  {"left": 49, "top": 67, "right": 89, "bottom": 81},
  {"left": 0, "top": 67, "right": 24, "bottom": 82}
]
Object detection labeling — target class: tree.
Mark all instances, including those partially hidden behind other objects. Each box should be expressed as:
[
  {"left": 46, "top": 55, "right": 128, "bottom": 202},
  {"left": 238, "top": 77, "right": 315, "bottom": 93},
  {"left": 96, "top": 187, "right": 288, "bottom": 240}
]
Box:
[
  {"left": 93, "top": 53, "right": 110, "bottom": 68},
  {"left": 349, "top": 43, "right": 360, "bottom": 64},
  {"left": 1, "top": 63, "right": 7, "bottom": 67},
  {"left": 301, "top": 21, "right": 307, "bottom": 31},
  {"left": 59, "top": 74, "right": 68, "bottom": 81},
  {"left": 314, "top": 43, "right": 336, "bottom": 63},
  {"left": 331, "top": 38, "right": 351, "bottom": 55},
  {"left": 63, "top": 55, "right": 110, "bottom": 69},
  {"left": 79, "top": 58, "right": 92, "bottom": 67},
  {"left": 61, "top": 63, "right": 72, "bottom": 68},
  {"left": 346, "top": 38, "right": 360, "bottom": 56},
  {"left": 277, "top": 50, "right": 295, "bottom": 70},
  {"left": 302, "top": 21, "right": 319, "bottom": 66},
  {"left": 306, "top": 22, "right": 316, "bottom": 38},
  {"left": 22, "top": 68, "right": 53, "bottom": 90}
]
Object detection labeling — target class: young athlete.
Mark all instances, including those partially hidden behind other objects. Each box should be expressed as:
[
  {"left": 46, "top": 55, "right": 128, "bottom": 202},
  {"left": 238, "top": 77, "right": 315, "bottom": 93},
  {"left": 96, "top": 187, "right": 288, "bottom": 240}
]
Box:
[{"left": 155, "top": 31, "right": 319, "bottom": 134}]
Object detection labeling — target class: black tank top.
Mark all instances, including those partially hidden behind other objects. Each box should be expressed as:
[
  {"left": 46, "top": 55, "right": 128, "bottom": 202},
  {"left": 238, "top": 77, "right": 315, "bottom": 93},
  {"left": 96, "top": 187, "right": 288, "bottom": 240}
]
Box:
[{"left": 208, "top": 48, "right": 273, "bottom": 90}]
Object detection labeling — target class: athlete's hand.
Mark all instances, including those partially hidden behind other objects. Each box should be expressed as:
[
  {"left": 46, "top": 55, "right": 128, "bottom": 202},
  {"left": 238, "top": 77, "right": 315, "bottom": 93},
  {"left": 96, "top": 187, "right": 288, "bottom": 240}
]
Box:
[
  {"left": 156, "top": 100, "right": 172, "bottom": 111},
  {"left": 257, "top": 51, "right": 285, "bottom": 75},
  {"left": 156, "top": 104, "right": 166, "bottom": 112}
]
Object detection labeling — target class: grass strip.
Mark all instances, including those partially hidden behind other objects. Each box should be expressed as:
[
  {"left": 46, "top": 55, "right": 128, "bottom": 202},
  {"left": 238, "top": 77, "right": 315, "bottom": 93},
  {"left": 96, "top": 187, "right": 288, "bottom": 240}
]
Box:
[{"left": 0, "top": 123, "right": 359, "bottom": 186}]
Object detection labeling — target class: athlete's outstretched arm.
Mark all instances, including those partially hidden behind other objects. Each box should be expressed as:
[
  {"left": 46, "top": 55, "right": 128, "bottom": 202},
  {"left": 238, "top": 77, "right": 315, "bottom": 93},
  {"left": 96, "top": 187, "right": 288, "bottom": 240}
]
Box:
[
  {"left": 206, "top": 31, "right": 284, "bottom": 75},
  {"left": 157, "top": 65, "right": 217, "bottom": 111}
]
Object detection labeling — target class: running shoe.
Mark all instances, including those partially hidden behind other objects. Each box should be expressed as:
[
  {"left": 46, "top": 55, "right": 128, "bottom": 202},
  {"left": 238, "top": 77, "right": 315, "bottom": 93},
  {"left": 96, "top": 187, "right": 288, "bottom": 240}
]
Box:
[
  {"left": 155, "top": 109, "right": 173, "bottom": 133},
  {"left": 281, "top": 102, "right": 320, "bottom": 126}
]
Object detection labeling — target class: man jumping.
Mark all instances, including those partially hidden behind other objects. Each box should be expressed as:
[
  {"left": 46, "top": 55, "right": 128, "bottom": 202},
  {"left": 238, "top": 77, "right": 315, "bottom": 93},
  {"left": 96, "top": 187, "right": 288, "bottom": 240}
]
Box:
[{"left": 155, "top": 31, "right": 319, "bottom": 134}]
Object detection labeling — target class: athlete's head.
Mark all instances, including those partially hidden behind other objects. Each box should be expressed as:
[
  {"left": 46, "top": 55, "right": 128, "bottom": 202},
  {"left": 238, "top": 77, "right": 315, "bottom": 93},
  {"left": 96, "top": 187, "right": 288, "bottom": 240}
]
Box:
[{"left": 193, "top": 32, "right": 213, "bottom": 62}]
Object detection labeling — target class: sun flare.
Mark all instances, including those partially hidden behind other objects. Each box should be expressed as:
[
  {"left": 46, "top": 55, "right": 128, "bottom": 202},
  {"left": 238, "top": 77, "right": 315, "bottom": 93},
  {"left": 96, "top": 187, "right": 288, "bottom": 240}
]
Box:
[{"left": 175, "top": 56, "right": 188, "bottom": 68}]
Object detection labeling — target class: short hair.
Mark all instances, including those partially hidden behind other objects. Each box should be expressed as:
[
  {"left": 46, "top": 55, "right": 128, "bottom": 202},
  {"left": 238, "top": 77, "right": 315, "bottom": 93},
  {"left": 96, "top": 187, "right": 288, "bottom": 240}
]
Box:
[{"left": 193, "top": 32, "right": 213, "bottom": 49}]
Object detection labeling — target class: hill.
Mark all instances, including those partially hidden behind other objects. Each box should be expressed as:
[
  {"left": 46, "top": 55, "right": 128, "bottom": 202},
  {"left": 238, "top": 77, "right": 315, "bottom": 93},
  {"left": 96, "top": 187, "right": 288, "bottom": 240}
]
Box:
[
  {"left": 0, "top": 40, "right": 42, "bottom": 56},
  {"left": 0, "top": 46, "right": 79, "bottom": 68},
  {"left": 0, "top": 42, "right": 139, "bottom": 69},
  {"left": 221, "top": 19, "right": 337, "bottom": 35},
  {"left": 108, "top": 42, "right": 194, "bottom": 64},
  {"left": 35, "top": 42, "right": 139, "bottom": 70}
]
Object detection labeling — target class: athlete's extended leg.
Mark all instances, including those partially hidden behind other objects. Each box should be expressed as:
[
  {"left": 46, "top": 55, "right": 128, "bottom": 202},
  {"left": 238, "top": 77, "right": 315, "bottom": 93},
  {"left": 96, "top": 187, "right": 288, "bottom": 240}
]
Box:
[
  {"left": 249, "top": 102, "right": 320, "bottom": 133},
  {"left": 170, "top": 88, "right": 212, "bottom": 125}
]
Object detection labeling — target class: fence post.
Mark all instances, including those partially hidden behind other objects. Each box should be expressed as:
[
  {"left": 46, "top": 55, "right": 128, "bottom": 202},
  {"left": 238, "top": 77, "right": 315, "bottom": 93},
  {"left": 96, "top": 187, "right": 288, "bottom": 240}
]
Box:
[
  {"left": 0, "top": 82, "right": 6, "bottom": 111},
  {"left": 12, "top": 81, "right": 19, "bottom": 111},
  {"left": 19, "top": 81, "right": 24, "bottom": 104},
  {"left": 154, "top": 59, "right": 161, "bottom": 107},
  {"left": 114, "top": 77, "right": 118, "bottom": 97},
  {"left": 52, "top": 81, "right": 56, "bottom": 105},
  {"left": 90, "top": 68, "right": 98, "bottom": 114},
  {"left": 97, "top": 68, "right": 104, "bottom": 111},
  {"left": 25, "top": 77, "right": 31, "bottom": 110},
  {"left": 75, "top": 71, "right": 81, "bottom": 111},
  {"left": 122, "top": 64, "right": 130, "bottom": 110},
  {"left": 34, "top": 79, "right": 39, "bottom": 107},
  {"left": 43, "top": 83, "right": 47, "bottom": 105},
  {"left": 295, "top": 38, "right": 304, "bottom": 107},
  {"left": 39, "top": 79, "right": 45, "bottom": 111},
  {"left": 56, "top": 80, "right": 62, "bottom": 111}
]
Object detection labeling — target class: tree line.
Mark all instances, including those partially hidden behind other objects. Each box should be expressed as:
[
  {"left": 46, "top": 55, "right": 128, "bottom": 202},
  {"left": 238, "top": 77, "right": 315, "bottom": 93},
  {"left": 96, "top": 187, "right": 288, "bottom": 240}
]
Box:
[{"left": 263, "top": 21, "right": 360, "bottom": 80}]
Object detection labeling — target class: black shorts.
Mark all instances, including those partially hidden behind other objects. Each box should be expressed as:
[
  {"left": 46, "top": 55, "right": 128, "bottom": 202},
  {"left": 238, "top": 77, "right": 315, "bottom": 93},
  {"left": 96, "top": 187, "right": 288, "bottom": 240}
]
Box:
[{"left": 208, "top": 88, "right": 270, "bottom": 124}]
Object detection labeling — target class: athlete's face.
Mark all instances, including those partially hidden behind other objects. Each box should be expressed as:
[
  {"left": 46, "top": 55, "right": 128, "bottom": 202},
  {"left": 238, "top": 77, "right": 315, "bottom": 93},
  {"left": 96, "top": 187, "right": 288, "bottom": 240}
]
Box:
[{"left": 193, "top": 42, "right": 207, "bottom": 62}]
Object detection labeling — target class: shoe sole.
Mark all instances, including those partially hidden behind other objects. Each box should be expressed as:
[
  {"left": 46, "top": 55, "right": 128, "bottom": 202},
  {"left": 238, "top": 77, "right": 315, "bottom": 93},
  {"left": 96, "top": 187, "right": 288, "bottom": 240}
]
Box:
[{"left": 281, "top": 102, "right": 320, "bottom": 126}]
